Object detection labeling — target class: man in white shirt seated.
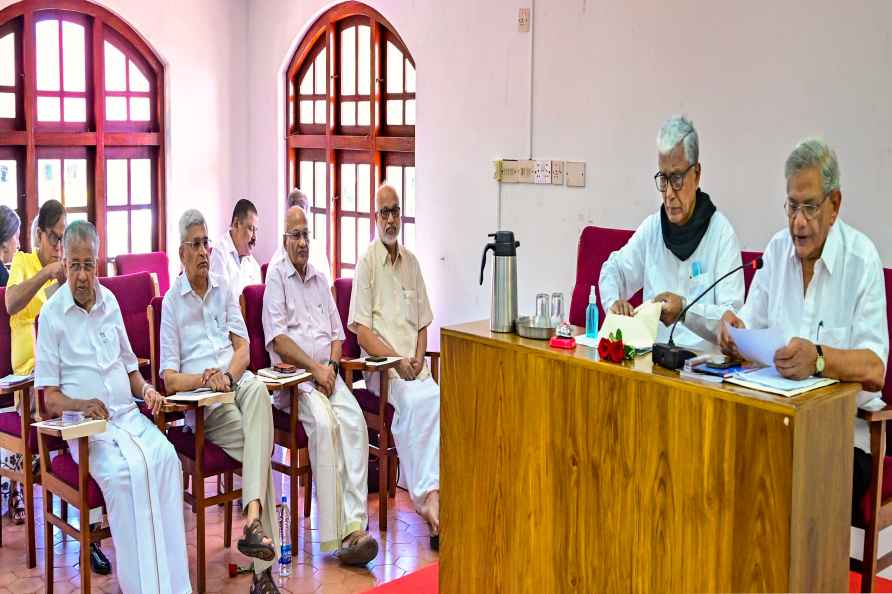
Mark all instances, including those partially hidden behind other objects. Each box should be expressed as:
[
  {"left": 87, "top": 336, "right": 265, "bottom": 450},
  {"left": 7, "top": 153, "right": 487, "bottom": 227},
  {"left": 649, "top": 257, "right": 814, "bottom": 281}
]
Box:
[
  {"left": 35, "top": 220, "right": 190, "bottom": 594},
  {"left": 348, "top": 183, "right": 440, "bottom": 550},
  {"left": 268, "top": 188, "right": 333, "bottom": 286},
  {"left": 599, "top": 115, "right": 744, "bottom": 348},
  {"left": 161, "top": 209, "right": 281, "bottom": 593},
  {"left": 718, "top": 138, "right": 888, "bottom": 515},
  {"left": 262, "top": 205, "right": 378, "bottom": 565},
  {"left": 210, "top": 198, "right": 262, "bottom": 300}
]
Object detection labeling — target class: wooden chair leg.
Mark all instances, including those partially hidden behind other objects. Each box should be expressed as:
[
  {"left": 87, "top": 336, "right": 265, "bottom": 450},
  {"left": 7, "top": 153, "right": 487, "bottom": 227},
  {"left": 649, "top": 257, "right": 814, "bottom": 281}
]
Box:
[
  {"left": 23, "top": 452, "right": 36, "bottom": 568},
  {"left": 378, "top": 452, "right": 388, "bottom": 530},
  {"left": 289, "top": 463, "right": 300, "bottom": 546},
  {"left": 43, "top": 493, "right": 53, "bottom": 593},
  {"left": 0, "top": 489, "right": 3, "bottom": 547},
  {"left": 79, "top": 508, "right": 91, "bottom": 593},
  {"left": 197, "top": 503, "right": 206, "bottom": 594},
  {"left": 388, "top": 452, "right": 398, "bottom": 499},
  {"left": 303, "top": 466, "right": 312, "bottom": 518},
  {"left": 223, "top": 472, "right": 233, "bottom": 549},
  {"left": 61, "top": 500, "right": 68, "bottom": 524}
]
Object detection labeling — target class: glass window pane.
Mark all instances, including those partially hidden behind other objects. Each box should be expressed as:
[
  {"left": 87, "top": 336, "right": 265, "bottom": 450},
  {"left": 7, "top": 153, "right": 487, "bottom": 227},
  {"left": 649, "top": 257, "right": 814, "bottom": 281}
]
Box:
[
  {"left": 106, "top": 96, "right": 126, "bottom": 121},
  {"left": 0, "top": 92, "right": 14, "bottom": 118},
  {"left": 340, "top": 27, "right": 355, "bottom": 96},
  {"left": 128, "top": 60, "right": 150, "bottom": 92},
  {"left": 299, "top": 100, "right": 313, "bottom": 124},
  {"left": 130, "top": 96, "right": 150, "bottom": 121},
  {"left": 341, "top": 216, "right": 355, "bottom": 265},
  {"left": 131, "top": 158, "right": 151, "bottom": 205},
  {"left": 340, "top": 101, "right": 355, "bottom": 126},
  {"left": 357, "top": 164, "right": 370, "bottom": 213},
  {"left": 299, "top": 68, "right": 312, "bottom": 95},
  {"left": 106, "top": 158, "right": 128, "bottom": 206},
  {"left": 313, "top": 50, "right": 326, "bottom": 95},
  {"left": 314, "top": 99, "right": 325, "bottom": 125},
  {"left": 404, "top": 222, "right": 415, "bottom": 251},
  {"left": 357, "top": 216, "right": 370, "bottom": 250},
  {"left": 0, "top": 33, "right": 15, "bottom": 87},
  {"left": 63, "top": 97, "right": 86, "bottom": 122},
  {"left": 341, "top": 267, "right": 355, "bottom": 279},
  {"left": 385, "top": 166, "right": 403, "bottom": 200},
  {"left": 0, "top": 160, "right": 17, "bottom": 209},
  {"left": 340, "top": 164, "right": 355, "bottom": 211},
  {"left": 357, "top": 25, "right": 370, "bottom": 95},
  {"left": 405, "top": 99, "right": 416, "bottom": 125},
  {"left": 106, "top": 210, "right": 128, "bottom": 258},
  {"left": 405, "top": 166, "right": 415, "bottom": 217},
  {"left": 314, "top": 212, "right": 327, "bottom": 254},
  {"left": 405, "top": 60, "right": 416, "bottom": 93},
  {"left": 386, "top": 100, "right": 403, "bottom": 126},
  {"left": 37, "top": 96, "right": 60, "bottom": 121},
  {"left": 37, "top": 159, "right": 61, "bottom": 205},
  {"left": 357, "top": 100, "right": 370, "bottom": 126},
  {"left": 67, "top": 211, "right": 87, "bottom": 224},
  {"left": 131, "top": 209, "right": 152, "bottom": 253},
  {"left": 61, "top": 21, "right": 85, "bottom": 92},
  {"left": 386, "top": 42, "right": 403, "bottom": 93},
  {"left": 64, "top": 159, "right": 87, "bottom": 208},
  {"left": 299, "top": 160, "right": 313, "bottom": 205},
  {"left": 35, "top": 19, "right": 59, "bottom": 92},
  {"left": 314, "top": 161, "right": 326, "bottom": 208},
  {"left": 104, "top": 41, "right": 126, "bottom": 91}
]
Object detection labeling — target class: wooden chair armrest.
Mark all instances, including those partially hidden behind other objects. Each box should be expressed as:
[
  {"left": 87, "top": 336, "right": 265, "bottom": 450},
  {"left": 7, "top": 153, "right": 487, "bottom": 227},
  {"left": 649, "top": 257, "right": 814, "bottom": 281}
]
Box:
[
  {"left": 425, "top": 351, "right": 440, "bottom": 359},
  {"left": 260, "top": 372, "right": 314, "bottom": 392},
  {"left": 858, "top": 405, "right": 892, "bottom": 422},
  {"left": 0, "top": 378, "right": 34, "bottom": 396},
  {"left": 342, "top": 357, "right": 403, "bottom": 372},
  {"left": 340, "top": 359, "right": 368, "bottom": 372},
  {"left": 160, "top": 402, "right": 191, "bottom": 413},
  {"left": 33, "top": 417, "right": 107, "bottom": 438}
]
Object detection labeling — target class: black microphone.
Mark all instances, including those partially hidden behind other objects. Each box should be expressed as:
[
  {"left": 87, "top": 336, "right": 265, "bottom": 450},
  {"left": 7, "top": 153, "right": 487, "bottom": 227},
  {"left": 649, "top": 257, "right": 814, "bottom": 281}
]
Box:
[{"left": 652, "top": 257, "right": 764, "bottom": 370}]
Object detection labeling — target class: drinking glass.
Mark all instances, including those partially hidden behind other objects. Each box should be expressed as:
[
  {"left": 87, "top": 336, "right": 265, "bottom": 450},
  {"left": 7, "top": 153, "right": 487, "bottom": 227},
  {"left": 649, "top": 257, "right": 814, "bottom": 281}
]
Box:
[
  {"left": 550, "top": 292, "right": 564, "bottom": 327},
  {"left": 534, "top": 293, "right": 550, "bottom": 327}
]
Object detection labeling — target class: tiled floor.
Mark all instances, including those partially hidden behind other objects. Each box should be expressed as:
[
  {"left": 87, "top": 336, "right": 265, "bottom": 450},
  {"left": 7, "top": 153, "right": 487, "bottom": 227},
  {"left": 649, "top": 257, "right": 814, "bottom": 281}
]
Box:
[{"left": 0, "top": 478, "right": 438, "bottom": 593}]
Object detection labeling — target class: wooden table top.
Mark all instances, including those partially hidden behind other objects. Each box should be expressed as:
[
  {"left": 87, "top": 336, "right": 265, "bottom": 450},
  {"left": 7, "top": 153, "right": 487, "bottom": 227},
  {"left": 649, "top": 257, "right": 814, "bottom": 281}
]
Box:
[{"left": 442, "top": 319, "right": 860, "bottom": 416}]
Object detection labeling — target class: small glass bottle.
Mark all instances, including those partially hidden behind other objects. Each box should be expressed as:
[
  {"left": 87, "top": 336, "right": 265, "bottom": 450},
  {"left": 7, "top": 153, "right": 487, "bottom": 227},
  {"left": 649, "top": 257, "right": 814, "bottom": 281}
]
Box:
[{"left": 585, "top": 285, "right": 599, "bottom": 338}]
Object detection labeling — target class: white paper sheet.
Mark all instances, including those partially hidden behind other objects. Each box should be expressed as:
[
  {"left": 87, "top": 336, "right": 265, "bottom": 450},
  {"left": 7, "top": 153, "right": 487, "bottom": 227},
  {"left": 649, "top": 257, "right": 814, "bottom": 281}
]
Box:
[
  {"left": 597, "top": 301, "right": 662, "bottom": 349},
  {"left": 726, "top": 325, "right": 787, "bottom": 367}
]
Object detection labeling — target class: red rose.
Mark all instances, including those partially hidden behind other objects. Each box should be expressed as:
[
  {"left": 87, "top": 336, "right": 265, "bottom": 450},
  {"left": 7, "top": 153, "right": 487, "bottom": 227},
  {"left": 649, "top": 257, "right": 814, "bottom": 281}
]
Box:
[
  {"left": 598, "top": 337, "right": 610, "bottom": 359},
  {"left": 608, "top": 340, "right": 625, "bottom": 363}
]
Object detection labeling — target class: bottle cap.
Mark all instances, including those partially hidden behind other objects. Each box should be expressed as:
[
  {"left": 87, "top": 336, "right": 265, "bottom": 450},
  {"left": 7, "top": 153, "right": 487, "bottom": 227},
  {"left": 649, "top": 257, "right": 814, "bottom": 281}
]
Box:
[
  {"left": 281, "top": 496, "right": 287, "bottom": 504},
  {"left": 589, "top": 285, "right": 597, "bottom": 304}
]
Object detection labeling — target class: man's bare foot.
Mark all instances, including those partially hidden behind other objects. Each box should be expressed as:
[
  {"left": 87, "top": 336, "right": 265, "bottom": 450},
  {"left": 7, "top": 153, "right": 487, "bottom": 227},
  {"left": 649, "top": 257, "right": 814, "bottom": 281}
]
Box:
[{"left": 419, "top": 490, "right": 440, "bottom": 534}]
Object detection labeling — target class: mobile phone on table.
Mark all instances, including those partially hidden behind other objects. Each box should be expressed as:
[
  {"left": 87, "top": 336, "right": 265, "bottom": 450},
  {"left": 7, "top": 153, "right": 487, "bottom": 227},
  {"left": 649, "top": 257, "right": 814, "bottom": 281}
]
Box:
[
  {"left": 706, "top": 355, "right": 738, "bottom": 369},
  {"left": 366, "top": 356, "right": 388, "bottom": 363}
]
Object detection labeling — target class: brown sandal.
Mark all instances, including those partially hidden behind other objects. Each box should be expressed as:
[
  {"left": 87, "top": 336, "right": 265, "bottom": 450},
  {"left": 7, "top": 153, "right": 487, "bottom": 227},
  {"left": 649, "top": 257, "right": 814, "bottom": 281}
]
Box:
[
  {"left": 250, "top": 567, "right": 280, "bottom": 594},
  {"left": 7, "top": 489, "right": 25, "bottom": 525},
  {"left": 237, "top": 519, "right": 276, "bottom": 562}
]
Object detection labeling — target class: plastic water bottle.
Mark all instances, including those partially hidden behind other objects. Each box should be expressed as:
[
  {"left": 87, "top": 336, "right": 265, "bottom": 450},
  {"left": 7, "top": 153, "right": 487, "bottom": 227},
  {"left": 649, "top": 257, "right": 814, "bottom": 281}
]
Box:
[
  {"left": 585, "top": 285, "right": 599, "bottom": 338},
  {"left": 278, "top": 496, "right": 291, "bottom": 577}
]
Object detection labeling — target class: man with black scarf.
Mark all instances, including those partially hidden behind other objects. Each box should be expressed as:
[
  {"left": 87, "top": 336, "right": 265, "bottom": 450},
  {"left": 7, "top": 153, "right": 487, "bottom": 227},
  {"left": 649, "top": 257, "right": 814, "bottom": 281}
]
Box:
[{"left": 598, "top": 115, "right": 743, "bottom": 350}]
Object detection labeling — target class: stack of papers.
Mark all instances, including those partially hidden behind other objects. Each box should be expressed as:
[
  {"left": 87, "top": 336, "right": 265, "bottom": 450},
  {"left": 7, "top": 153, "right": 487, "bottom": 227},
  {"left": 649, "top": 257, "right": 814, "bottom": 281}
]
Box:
[
  {"left": 0, "top": 373, "right": 32, "bottom": 388},
  {"left": 168, "top": 389, "right": 235, "bottom": 406},
  {"left": 726, "top": 325, "right": 786, "bottom": 367},
  {"left": 258, "top": 367, "right": 301, "bottom": 380},
  {"left": 725, "top": 367, "right": 837, "bottom": 397}
]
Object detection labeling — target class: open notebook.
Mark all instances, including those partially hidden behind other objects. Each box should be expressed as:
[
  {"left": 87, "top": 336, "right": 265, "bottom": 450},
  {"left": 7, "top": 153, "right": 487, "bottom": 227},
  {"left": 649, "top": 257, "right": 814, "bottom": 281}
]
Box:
[{"left": 724, "top": 366, "right": 837, "bottom": 397}]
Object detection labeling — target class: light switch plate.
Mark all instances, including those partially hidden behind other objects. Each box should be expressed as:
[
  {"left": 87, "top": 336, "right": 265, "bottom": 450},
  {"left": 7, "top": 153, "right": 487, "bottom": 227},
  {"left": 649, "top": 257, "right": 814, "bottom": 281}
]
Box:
[
  {"left": 518, "top": 8, "right": 530, "bottom": 32},
  {"left": 551, "top": 160, "right": 564, "bottom": 185},
  {"left": 565, "top": 161, "right": 585, "bottom": 187}
]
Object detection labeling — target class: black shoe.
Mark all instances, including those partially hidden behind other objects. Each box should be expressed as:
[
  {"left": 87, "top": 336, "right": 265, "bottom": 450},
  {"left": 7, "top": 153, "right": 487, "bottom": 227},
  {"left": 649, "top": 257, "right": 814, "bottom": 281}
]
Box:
[
  {"left": 430, "top": 534, "right": 439, "bottom": 551},
  {"left": 90, "top": 542, "right": 112, "bottom": 575}
]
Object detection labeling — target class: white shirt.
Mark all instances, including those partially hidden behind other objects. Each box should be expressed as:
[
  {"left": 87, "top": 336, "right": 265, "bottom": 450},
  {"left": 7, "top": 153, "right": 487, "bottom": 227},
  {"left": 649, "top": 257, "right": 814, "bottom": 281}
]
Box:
[
  {"left": 35, "top": 282, "right": 139, "bottom": 423},
  {"left": 739, "top": 219, "right": 888, "bottom": 453},
  {"left": 160, "top": 272, "right": 252, "bottom": 422},
  {"left": 599, "top": 209, "right": 744, "bottom": 348},
  {"left": 209, "top": 230, "right": 262, "bottom": 301}
]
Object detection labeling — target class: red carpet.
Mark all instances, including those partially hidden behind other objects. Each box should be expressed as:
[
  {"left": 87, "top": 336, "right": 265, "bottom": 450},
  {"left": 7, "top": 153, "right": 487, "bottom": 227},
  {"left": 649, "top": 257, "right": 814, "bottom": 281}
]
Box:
[
  {"left": 851, "top": 572, "right": 892, "bottom": 592},
  {"left": 363, "top": 563, "right": 438, "bottom": 593}
]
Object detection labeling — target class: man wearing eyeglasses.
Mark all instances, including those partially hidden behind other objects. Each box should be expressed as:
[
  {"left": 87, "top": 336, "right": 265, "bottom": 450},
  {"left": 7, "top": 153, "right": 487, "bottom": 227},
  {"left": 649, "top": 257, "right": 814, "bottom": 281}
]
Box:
[
  {"left": 160, "top": 209, "right": 282, "bottom": 593},
  {"left": 718, "top": 138, "right": 887, "bottom": 519},
  {"left": 599, "top": 115, "right": 744, "bottom": 349},
  {"left": 210, "top": 198, "right": 262, "bottom": 301},
  {"left": 262, "top": 205, "right": 379, "bottom": 566},
  {"left": 348, "top": 183, "right": 441, "bottom": 550}
]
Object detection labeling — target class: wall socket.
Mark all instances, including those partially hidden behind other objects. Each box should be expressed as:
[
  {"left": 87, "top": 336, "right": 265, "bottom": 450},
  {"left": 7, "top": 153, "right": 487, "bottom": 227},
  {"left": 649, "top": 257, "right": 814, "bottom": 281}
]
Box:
[
  {"left": 518, "top": 7, "right": 530, "bottom": 32},
  {"left": 533, "top": 159, "right": 551, "bottom": 184},
  {"left": 565, "top": 161, "right": 586, "bottom": 187}
]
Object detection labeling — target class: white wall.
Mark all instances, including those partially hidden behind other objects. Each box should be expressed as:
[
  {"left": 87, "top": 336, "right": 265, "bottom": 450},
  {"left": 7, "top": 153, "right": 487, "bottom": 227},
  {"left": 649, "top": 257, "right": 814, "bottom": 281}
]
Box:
[
  {"left": 0, "top": 0, "right": 249, "bottom": 268},
  {"left": 246, "top": 0, "right": 892, "bottom": 348}
]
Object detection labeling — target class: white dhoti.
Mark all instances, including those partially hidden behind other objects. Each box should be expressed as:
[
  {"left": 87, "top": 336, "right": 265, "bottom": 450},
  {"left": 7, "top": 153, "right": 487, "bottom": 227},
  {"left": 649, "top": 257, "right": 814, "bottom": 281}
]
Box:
[
  {"left": 368, "top": 374, "right": 440, "bottom": 509},
  {"left": 71, "top": 405, "right": 190, "bottom": 594},
  {"left": 279, "top": 377, "right": 369, "bottom": 551}
]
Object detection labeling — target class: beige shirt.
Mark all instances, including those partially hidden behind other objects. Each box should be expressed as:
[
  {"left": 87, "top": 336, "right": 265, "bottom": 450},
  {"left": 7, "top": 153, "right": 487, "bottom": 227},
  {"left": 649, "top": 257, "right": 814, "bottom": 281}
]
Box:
[{"left": 348, "top": 239, "right": 433, "bottom": 380}]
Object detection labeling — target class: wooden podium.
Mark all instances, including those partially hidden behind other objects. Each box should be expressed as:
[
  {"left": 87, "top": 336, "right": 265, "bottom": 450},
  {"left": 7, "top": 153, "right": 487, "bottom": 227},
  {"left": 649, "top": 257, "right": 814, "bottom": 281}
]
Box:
[{"left": 440, "top": 320, "right": 859, "bottom": 593}]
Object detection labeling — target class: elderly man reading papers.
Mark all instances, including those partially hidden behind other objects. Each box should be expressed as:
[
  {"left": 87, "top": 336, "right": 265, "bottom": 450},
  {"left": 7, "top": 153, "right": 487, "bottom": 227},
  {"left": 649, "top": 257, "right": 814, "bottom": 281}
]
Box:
[
  {"left": 718, "top": 138, "right": 887, "bottom": 520},
  {"left": 35, "top": 221, "right": 190, "bottom": 594},
  {"left": 599, "top": 115, "right": 743, "bottom": 350}
]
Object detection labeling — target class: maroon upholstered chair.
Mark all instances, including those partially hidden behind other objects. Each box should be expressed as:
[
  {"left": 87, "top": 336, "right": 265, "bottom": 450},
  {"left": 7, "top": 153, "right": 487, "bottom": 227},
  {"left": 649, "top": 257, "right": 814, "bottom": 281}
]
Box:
[
  {"left": 239, "top": 283, "right": 313, "bottom": 544},
  {"left": 568, "top": 226, "right": 640, "bottom": 327},
  {"left": 148, "top": 295, "right": 241, "bottom": 593},
  {"left": 0, "top": 287, "right": 38, "bottom": 568},
  {"left": 99, "top": 271, "right": 156, "bottom": 379},
  {"left": 741, "top": 250, "right": 763, "bottom": 298},
  {"left": 851, "top": 267, "right": 892, "bottom": 591},
  {"left": 261, "top": 262, "right": 268, "bottom": 283},
  {"left": 115, "top": 251, "right": 171, "bottom": 296}
]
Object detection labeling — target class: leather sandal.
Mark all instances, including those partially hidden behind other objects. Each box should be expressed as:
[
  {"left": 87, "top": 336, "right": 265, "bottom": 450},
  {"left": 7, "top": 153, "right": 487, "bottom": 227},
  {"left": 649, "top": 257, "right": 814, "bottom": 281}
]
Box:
[{"left": 237, "top": 519, "right": 276, "bottom": 562}]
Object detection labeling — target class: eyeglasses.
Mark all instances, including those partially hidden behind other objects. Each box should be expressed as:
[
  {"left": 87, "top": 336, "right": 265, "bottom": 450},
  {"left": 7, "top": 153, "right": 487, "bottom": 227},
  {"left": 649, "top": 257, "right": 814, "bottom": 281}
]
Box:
[
  {"left": 68, "top": 260, "right": 95, "bottom": 273},
  {"left": 44, "top": 230, "right": 63, "bottom": 247},
  {"left": 654, "top": 162, "right": 698, "bottom": 193},
  {"left": 283, "top": 229, "right": 311, "bottom": 242},
  {"left": 182, "top": 237, "right": 210, "bottom": 250},
  {"left": 377, "top": 206, "right": 401, "bottom": 220},
  {"left": 242, "top": 223, "right": 258, "bottom": 235},
  {"left": 784, "top": 193, "right": 829, "bottom": 221}
]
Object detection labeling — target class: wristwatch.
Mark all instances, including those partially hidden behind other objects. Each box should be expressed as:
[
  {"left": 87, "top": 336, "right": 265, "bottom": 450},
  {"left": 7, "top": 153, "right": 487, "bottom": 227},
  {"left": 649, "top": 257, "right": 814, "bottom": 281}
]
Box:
[
  {"left": 327, "top": 359, "right": 340, "bottom": 374},
  {"left": 224, "top": 371, "right": 236, "bottom": 390},
  {"left": 815, "top": 344, "right": 825, "bottom": 376}
]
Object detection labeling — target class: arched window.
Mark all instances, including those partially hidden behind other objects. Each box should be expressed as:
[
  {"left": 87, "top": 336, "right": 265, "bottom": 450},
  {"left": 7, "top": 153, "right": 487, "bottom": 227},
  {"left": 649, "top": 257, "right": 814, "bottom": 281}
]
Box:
[
  {"left": 0, "top": 0, "right": 164, "bottom": 271},
  {"left": 286, "top": 2, "right": 415, "bottom": 279}
]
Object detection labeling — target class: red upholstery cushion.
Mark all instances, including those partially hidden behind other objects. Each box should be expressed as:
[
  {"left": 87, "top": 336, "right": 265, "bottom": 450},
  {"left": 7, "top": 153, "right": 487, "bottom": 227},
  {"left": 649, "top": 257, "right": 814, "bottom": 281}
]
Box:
[
  {"left": 261, "top": 263, "right": 268, "bottom": 283},
  {"left": 334, "top": 278, "right": 361, "bottom": 359},
  {"left": 858, "top": 457, "right": 892, "bottom": 525},
  {"left": 241, "top": 284, "right": 270, "bottom": 372},
  {"left": 50, "top": 452, "right": 105, "bottom": 508},
  {"left": 271, "top": 406, "right": 310, "bottom": 448},
  {"left": 568, "top": 227, "right": 641, "bottom": 327},
  {"left": 0, "top": 412, "right": 65, "bottom": 452},
  {"left": 352, "top": 387, "right": 395, "bottom": 426},
  {"left": 741, "top": 250, "right": 763, "bottom": 299},
  {"left": 166, "top": 426, "right": 241, "bottom": 475},
  {"left": 99, "top": 272, "right": 155, "bottom": 363},
  {"left": 115, "top": 252, "right": 171, "bottom": 296}
]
